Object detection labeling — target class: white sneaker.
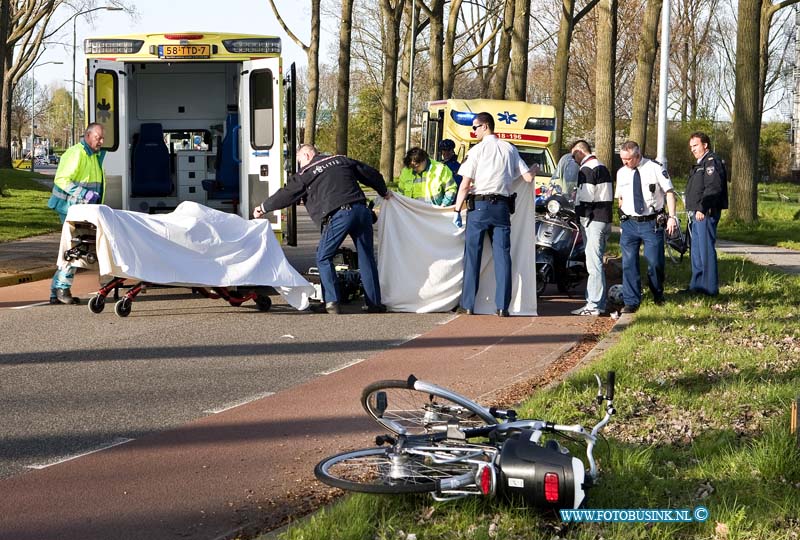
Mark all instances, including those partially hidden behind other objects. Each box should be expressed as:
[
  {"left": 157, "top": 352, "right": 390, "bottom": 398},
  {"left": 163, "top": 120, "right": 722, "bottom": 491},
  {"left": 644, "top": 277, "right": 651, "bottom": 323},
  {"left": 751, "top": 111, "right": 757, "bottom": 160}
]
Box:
[{"left": 571, "top": 306, "right": 601, "bottom": 316}]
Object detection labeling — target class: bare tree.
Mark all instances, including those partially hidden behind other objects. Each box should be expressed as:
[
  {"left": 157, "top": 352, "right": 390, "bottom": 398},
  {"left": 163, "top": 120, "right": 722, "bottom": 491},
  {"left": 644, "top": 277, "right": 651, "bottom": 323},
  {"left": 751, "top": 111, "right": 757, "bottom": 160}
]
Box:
[
  {"left": 335, "top": 0, "right": 356, "bottom": 154},
  {"left": 394, "top": 0, "right": 415, "bottom": 177},
  {"left": 1, "top": 0, "right": 59, "bottom": 168},
  {"left": 489, "top": 0, "right": 514, "bottom": 99},
  {"left": 379, "top": 0, "right": 406, "bottom": 180},
  {"left": 594, "top": 0, "right": 616, "bottom": 168},
  {"left": 268, "top": 0, "right": 321, "bottom": 145},
  {"left": 629, "top": 0, "right": 662, "bottom": 154},
  {"left": 508, "top": 0, "right": 530, "bottom": 100}
]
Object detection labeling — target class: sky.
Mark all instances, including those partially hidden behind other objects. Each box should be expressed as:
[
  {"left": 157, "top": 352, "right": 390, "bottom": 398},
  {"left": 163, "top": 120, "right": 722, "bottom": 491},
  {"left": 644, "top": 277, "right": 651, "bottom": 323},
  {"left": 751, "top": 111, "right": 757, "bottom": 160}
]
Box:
[{"left": 34, "top": 0, "right": 325, "bottom": 94}]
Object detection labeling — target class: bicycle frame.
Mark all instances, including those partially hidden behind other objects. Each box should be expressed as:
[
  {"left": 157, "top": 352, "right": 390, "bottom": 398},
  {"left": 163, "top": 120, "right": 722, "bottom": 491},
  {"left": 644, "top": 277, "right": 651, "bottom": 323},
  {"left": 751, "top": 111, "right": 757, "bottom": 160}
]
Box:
[{"left": 316, "top": 372, "right": 616, "bottom": 508}]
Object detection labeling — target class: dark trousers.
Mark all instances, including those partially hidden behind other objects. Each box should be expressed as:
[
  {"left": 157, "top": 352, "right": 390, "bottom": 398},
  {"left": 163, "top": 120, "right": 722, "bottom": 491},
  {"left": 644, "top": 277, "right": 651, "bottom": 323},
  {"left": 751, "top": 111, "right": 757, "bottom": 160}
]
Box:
[
  {"left": 620, "top": 218, "right": 665, "bottom": 307},
  {"left": 689, "top": 212, "right": 720, "bottom": 296},
  {"left": 316, "top": 204, "right": 381, "bottom": 306},
  {"left": 460, "top": 200, "right": 512, "bottom": 312}
]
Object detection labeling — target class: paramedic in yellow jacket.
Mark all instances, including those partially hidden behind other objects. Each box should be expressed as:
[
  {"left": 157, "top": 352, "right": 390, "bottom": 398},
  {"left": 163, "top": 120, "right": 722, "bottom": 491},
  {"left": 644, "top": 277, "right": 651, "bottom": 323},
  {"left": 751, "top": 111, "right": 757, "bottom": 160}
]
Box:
[
  {"left": 47, "top": 123, "right": 106, "bottom": 305},
  {"left": 398, "top": 147, "right": 457, "bottom": 206}
]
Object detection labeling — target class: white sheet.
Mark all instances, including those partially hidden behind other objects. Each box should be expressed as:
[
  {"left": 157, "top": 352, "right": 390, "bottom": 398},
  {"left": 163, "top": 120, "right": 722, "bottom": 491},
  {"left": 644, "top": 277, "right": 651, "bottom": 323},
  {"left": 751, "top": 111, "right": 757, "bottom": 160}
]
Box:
[
  {"left": 58, "top": 202, "right": 315, "bottom": 310},
  {"left": 377, "top": 179, "right": 537, "bottom": 315}
]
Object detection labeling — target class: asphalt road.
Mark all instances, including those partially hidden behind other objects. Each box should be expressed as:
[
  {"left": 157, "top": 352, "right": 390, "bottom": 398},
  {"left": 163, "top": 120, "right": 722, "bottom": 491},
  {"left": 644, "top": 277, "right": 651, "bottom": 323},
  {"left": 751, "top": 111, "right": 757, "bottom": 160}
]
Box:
[{"left": 0, "top": 207, "right": 453, "bottom": 480}]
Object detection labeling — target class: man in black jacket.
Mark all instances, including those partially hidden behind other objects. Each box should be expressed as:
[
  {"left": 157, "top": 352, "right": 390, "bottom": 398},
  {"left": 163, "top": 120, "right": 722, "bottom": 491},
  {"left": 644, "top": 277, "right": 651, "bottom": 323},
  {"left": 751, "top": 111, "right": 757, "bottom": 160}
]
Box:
[
  {"left": 254, "top": 144, "right": 392, "bottom": 314},
  {"left": 570, "top": 140, "right": 613, "bottom": 315},
  {"left": 684, "top": 132, "right": 728, "bottom": 296}
]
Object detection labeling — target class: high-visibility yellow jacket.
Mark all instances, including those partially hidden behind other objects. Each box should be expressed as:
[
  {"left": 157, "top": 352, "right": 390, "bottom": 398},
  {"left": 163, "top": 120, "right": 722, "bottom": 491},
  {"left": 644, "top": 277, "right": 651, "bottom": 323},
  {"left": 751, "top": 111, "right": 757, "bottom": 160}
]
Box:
[
  {"left": 398, "top": 159, "right": 457, "bottom": 206},
  {"left": 47, "top": 141, "right": 106, "bottom": 216}
]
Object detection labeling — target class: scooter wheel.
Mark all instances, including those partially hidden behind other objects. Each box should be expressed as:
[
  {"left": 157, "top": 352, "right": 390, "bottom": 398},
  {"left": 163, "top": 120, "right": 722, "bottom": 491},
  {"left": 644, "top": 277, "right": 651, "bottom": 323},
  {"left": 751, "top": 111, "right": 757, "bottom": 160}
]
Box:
[
  {"left": 255, "top": 295, "right": 272, "bottom": 312},
  {"left": 86, "top": 253, "right": 97, "bottom": 265},
  {"left": 88, "top": 295, "right": 105, "bottom": 314},
  {"left": 114, "top": 297, "right": 132, "bottom": 317}
]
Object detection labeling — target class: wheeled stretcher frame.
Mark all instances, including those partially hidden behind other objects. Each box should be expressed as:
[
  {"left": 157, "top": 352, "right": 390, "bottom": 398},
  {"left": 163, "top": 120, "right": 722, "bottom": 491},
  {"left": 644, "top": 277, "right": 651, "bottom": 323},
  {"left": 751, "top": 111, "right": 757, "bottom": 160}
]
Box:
[{"left": 65, "top": 222, "right": 273, "bottom": 318}]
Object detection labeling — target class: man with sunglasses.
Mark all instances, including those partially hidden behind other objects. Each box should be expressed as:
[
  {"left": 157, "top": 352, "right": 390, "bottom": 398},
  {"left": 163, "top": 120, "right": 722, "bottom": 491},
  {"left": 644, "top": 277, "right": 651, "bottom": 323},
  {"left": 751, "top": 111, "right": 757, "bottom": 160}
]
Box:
[{"left": 453, "top": 112, "right": 538, "bottom": 316}]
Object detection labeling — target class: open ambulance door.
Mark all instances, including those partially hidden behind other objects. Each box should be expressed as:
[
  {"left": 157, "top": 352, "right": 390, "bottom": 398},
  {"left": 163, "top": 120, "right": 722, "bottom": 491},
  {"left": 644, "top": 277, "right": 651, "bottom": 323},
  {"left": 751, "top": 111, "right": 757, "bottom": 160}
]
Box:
[
  {"left": 240, "top": 58, "right": 282, "bottom": 227},
  {"left": 88, "top": 59, "right": 128, "bottom": 210},
  {"left": 283, "top": 62, "right": 297, "bottom": 246},
  {"left": 420, "top": 110, "right": 442, "bottom": 160}
]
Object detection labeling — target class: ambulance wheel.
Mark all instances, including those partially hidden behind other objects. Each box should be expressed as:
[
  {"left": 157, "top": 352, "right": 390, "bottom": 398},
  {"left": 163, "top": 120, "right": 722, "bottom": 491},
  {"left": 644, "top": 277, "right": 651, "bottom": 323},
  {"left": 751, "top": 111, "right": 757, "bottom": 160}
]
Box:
[
  {"left": 88, "top": 295, "right": 105, "bottom": 314},
  {"left": 255, "top": 295, "right": 272, "bottom": 312},
  {"left": 115, "top": 297, "right": 132, "bottom": 317}
]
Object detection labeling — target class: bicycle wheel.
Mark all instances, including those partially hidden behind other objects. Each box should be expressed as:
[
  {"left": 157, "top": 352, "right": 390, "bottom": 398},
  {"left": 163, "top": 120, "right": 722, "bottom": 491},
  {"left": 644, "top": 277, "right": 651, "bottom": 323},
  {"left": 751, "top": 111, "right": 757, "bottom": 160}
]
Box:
[
  {"left": 361, "top": 379, "right": 497, "bottom": 436},
  {"left": 314, "top": 444, "right": 484, "bottom": 494}
]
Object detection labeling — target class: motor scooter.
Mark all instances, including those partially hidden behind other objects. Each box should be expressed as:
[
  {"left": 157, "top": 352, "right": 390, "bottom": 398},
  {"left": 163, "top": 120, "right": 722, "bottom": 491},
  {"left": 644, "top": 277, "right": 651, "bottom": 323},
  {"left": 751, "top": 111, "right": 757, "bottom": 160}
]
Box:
[{"left": 534, "top": 187, "right": 586, "bottom": 296}]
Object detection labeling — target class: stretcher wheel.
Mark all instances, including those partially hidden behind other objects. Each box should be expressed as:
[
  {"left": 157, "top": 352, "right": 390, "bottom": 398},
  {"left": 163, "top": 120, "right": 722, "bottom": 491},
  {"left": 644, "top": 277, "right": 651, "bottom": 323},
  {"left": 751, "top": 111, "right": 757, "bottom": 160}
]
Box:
[
  {"left": 255, "top": 295, "right": 272, "bottom": 312},
  {"left": 115, "top": 297, "right": 132, "bottom": 317},
  {"left": 88, "top": 295, "right": 105, "bottom": 314}
]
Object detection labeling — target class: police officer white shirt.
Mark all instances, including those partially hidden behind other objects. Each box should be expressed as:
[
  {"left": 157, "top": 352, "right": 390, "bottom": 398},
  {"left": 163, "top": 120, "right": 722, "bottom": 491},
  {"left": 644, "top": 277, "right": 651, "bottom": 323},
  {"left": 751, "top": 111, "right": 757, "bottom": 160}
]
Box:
[
  {"left": 458, "top": 135, "right": 529, "bottom": 196},
  {"left": 615, "top": 157, "right": 674, "bottom": 217}
]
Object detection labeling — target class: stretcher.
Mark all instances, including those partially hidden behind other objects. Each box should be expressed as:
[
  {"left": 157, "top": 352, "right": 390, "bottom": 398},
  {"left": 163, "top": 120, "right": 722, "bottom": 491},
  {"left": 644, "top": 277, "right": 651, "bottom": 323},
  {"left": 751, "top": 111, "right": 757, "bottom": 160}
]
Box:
[{"left": 58, "top": 202, "right": 315, "bottom": 317}]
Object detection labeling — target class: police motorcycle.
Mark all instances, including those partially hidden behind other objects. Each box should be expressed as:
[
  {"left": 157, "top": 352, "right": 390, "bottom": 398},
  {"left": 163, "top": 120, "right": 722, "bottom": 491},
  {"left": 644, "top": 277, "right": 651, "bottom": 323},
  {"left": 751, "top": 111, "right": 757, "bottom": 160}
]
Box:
[{"left": 534, "top": 184, "right": 586, "bottom": 296}]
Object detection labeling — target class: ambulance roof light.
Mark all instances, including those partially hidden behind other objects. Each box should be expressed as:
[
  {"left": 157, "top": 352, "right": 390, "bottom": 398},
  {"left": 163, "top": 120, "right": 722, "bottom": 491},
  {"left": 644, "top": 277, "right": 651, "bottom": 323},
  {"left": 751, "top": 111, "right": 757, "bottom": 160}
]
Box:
[
  {"left": 524, "top": 117, "right": 556, "bottom": 131},
  {"left": 450, "top": 110, "right": 476, "bottom": 126},
  {"left": 222, "top": 38, "right": 281, "bottom": 54},
  {"left": 84, "top": 39, "right": 144, "bottom": 55}
]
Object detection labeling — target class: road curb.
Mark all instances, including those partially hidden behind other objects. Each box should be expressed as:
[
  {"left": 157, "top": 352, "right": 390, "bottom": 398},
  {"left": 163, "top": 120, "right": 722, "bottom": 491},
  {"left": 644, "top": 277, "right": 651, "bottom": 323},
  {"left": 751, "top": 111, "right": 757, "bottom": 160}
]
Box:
[{"left": 0, "top": 267, "right": 54, "bottom": 288}]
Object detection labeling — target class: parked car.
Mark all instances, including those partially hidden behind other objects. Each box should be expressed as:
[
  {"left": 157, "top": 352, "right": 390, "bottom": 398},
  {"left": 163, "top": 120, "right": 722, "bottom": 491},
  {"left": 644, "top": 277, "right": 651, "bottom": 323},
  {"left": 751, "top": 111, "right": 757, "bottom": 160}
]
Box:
[{"left": 48, "top": 154, "right": 60, "bottom": 165}]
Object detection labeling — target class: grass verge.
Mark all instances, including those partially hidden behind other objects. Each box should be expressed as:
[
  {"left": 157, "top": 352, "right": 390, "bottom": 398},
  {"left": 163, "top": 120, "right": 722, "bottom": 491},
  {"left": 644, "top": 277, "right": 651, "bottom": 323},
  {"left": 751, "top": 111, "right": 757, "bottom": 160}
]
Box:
[
  {"left": 0, "top": 168, "right": 61, "bottom": 242},
  {"left": 278, "top": 254, "right": 800, "bottom": 540}
]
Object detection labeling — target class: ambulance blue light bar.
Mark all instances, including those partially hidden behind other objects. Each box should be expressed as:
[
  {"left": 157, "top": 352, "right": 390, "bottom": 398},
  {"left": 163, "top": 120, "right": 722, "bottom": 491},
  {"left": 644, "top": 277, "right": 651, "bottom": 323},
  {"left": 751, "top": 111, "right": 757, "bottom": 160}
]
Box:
[
  {"left": 84, "top": 39, "right": 144, "bottom": 55},
  {"left": 450, "top": 110, "right": 477, "bottom": 126},
  {"left": 222, "top": 38, "right": 281, "bottom": 54}
]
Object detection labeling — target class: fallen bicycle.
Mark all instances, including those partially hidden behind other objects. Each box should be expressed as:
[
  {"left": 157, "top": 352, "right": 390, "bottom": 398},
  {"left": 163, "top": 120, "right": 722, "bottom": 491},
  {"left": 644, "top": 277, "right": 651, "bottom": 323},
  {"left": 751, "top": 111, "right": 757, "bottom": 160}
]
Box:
[{"left": 315, "top": 372, "right": 616, "bottom": 509}]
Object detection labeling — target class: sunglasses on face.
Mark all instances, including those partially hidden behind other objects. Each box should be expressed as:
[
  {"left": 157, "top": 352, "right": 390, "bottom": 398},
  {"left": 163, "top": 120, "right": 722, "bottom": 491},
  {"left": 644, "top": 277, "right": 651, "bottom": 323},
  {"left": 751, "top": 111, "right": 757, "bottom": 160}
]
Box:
[{"left": 472, "top": 124, "right": 484, "bottom": 131}]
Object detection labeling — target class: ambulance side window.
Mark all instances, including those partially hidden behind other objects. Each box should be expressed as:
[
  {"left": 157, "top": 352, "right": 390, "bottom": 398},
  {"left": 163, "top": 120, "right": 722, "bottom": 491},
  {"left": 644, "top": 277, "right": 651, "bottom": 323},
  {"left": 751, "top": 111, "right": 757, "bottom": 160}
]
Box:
[
  {"left": 94, "top": 69, "right": 119, "bottom": 151},
  {"left": 250, "top": 69, "right": 274, "bottom": 149}
]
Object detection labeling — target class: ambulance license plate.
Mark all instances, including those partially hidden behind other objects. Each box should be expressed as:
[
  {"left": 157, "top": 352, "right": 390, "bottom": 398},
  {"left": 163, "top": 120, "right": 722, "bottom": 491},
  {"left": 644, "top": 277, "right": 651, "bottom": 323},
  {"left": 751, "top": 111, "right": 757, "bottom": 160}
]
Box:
[{"left": 158, "top": 44, "right": 210, "bottom": 59}]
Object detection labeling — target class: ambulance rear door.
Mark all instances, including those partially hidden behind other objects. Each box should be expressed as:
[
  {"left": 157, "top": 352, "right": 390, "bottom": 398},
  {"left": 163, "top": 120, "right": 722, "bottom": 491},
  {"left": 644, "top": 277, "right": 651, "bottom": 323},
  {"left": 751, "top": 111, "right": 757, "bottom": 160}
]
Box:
[
  {"left": 87, "top": 59, "right": 128, "bottom": 209},
  {"left": 239, "top": 58, "right": 282, "bottom": 225}
]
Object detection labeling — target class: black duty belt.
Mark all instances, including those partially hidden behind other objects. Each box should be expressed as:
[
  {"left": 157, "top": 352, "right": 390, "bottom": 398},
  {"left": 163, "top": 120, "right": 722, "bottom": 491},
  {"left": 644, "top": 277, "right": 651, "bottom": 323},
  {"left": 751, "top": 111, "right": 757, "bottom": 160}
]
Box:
[
  {"left": 472, "top": 193, "right": 511, "bottom": 202},
  {"left": 628, "top": 213, "right": 658, "bottom": 222}
]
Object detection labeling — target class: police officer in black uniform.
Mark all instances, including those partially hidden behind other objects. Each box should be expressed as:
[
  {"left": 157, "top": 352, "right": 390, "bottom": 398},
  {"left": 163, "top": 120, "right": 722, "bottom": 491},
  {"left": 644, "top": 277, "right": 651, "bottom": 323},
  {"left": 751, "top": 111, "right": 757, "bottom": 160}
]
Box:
[
  {"left": 684, "top": 131, "right": 728, "bottom": 296},
  {"left": 254, "top": 144, "right": 392, "bottom": 314}
]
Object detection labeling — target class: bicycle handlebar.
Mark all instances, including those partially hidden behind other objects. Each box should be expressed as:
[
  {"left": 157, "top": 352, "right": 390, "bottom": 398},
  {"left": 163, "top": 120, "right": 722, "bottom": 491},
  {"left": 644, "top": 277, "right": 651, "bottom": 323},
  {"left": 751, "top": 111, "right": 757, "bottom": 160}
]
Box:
[{"left": 607, "top": 371, "right": 615, "bottom": 400}]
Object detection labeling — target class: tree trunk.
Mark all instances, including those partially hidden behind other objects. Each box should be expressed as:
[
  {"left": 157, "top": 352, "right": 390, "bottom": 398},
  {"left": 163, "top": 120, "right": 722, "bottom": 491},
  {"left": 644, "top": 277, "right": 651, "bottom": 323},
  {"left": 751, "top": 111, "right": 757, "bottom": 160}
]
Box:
[
  {"left": 551, "top": 0, "right": 575, "bottom": 155},
  {"left": 489, "top": 0, "right": 514, "bottom": 99},
  {"left": 729, "top": 0, "right": 761, "bottom": 223},
  {"left": 428, "top": 0, "right": 445, "bottom": 101},
  {"left": 303, "top": 0, "right": 321, "bottom": 145},
  {"left": 629, "top": 0, "right": 662, "bottom": 154},
  {"left": 680, "top": 40, "right": 689, "bottom": 122},
  {"left": 379, "top": 0, "right": 405, "bottom": 181},
  {"left": 335, "top": 0, "right": 355, "bottom": 155},
  {"left": 0, "top": 1, "right": 11, "bottom": 169},
  {"left": 394, "top": 1, "right": 415, "bottom": 178},
  {"left": 508, "top": 0, "right": 530, "bottom": 100},
  {"left": 594, "top": 0, "right": 616, "bottom": 168},
  {"left": 442, "top": 0, "right": 463, "bottom": 98}
]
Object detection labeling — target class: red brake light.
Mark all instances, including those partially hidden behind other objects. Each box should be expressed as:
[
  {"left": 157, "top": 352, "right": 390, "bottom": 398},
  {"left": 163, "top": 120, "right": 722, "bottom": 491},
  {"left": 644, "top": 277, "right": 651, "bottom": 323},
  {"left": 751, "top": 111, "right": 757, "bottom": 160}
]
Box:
[
  {"left": 544, "top": 472, "right": 559, "bottom": 502},
  {"left": 478, "top": 465, "right": 493, "bottom": 495},
  {"left": 164, "top": 34, "right": 204, "bottom": 40}
]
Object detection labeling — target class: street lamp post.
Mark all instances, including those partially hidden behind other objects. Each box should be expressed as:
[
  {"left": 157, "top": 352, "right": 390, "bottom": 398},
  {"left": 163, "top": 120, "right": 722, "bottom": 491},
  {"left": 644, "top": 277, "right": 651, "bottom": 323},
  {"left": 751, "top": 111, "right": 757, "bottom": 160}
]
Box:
[
  {"left": 30, "top": 60, "right": 63, "bottom": 173},
  {"left": 71, "top": 6, "right": 123, "bottom": 146}
]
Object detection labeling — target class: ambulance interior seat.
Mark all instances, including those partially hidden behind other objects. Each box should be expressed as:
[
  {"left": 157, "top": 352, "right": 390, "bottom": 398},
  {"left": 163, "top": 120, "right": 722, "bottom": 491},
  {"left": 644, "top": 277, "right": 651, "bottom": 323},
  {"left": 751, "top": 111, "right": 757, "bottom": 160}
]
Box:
[
  {"left": 203, "top": 111, "right": 240, "bottom": 203},
  {"left": 132, "top": 123, "right": 173, "bottom": 197}
]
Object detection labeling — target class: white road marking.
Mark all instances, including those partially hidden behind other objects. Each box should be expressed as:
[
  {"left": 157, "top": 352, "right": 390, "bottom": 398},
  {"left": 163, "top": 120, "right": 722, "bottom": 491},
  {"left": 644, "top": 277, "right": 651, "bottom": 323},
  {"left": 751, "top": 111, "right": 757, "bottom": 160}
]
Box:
[
  {"left": 203, "top": 391, "right": 275, "bottom": 414},
  {"left": 26, "top": 437, "right": 134, "bottom": 469},
  {"left": 11, "top": 301, "right": 51, "bottom": 309},
  {"left": 316, "top": 358, "right": 366, "bottom": 376}
]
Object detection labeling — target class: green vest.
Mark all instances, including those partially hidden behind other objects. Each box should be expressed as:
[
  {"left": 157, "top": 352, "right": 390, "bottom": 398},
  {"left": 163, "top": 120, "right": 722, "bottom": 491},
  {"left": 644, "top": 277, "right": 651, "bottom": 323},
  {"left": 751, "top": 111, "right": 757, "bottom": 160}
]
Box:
[
  {"left": 398, "top": 159, "right": 457, "bottom": 206},
  {"left": 47, "top": 142, "right": 106, "bottom": 215}
]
